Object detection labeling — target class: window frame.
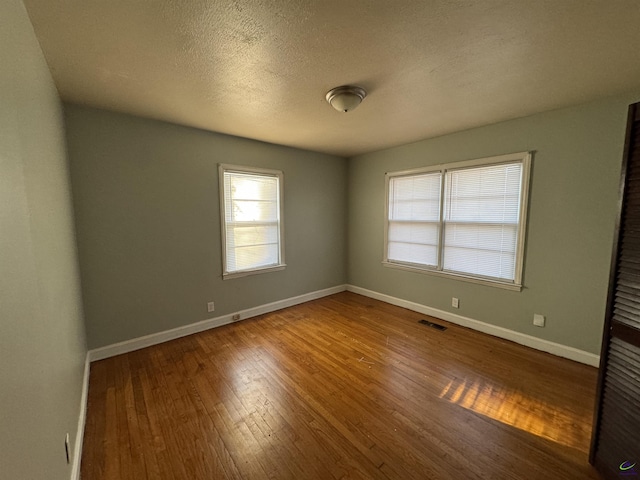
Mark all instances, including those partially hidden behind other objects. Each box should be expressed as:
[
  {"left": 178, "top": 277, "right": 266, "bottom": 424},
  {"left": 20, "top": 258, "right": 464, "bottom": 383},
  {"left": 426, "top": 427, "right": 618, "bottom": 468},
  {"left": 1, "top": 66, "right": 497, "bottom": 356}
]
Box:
[
  {"left": 219, "top": 163, "right": 286, "bottom": 280},
  {"left": 383, "top": 151, "right": 532, "bottom": 291}
]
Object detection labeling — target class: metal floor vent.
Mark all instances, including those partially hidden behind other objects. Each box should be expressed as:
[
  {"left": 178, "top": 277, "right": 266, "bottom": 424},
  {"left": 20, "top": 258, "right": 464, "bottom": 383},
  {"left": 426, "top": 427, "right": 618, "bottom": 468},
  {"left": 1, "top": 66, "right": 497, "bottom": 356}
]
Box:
[{"left": 419, "top": 319, "right": 447, "bottom": 331}]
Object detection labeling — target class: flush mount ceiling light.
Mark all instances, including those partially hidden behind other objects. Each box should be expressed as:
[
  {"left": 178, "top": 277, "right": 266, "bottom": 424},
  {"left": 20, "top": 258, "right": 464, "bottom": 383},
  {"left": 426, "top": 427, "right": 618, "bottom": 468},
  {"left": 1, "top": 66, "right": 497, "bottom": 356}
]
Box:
[{"left": 325, "top": 85, "right": 367, "bottom": 113}]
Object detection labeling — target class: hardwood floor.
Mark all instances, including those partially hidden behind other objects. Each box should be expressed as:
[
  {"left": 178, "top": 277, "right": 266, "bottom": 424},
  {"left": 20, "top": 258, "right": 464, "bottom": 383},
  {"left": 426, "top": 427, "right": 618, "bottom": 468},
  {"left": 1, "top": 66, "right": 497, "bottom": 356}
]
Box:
[{"left": 81, "top": 292, "right": 600, "bottom": 479}]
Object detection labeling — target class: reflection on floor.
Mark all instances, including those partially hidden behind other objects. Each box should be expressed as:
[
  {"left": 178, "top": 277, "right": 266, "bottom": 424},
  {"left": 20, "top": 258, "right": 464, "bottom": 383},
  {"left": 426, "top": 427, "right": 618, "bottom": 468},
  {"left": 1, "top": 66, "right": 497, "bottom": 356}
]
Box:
[{"left": 440, "top": 377, "right": 591, "bottom": 451}]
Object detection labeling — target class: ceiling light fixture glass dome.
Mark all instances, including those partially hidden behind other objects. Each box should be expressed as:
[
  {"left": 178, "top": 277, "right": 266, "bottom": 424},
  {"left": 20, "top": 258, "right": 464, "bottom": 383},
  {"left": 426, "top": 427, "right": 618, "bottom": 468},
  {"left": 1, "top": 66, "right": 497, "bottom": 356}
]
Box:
[{"left": 325, "top": 85, "right": 367, "bottom": 112}]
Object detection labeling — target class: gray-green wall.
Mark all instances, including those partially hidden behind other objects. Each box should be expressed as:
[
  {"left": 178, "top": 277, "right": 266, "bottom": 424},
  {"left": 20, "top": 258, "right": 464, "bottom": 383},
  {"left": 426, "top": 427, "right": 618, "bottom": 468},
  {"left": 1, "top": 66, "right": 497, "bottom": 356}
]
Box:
[
  {"left": 0, "top": 1, "right": 87, "bottom": 479},
  {"left": 64, "top": 105, "right": 348, "bottom": 349},
  {"left": 348, "top": 94, "right": 640, "bottom": 355},
  {"left": 67, "top": 94, "right": 639, "bottom": 356}
]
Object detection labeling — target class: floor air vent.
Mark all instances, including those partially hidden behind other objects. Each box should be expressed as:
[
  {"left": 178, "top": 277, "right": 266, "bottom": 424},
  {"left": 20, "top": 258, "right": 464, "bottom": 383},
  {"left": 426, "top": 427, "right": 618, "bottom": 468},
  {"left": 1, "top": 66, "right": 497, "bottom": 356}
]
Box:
[{"left": 419, "top": 319, "right": 447, "bottom": 331}]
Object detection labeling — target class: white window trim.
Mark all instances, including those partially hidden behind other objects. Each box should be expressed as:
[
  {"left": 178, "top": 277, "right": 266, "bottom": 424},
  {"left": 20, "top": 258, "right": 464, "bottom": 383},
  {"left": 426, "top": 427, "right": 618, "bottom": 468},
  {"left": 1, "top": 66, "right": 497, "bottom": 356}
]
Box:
[
  {"left": 383, "top": 151, "right": 532, "bottom": 291},
  {"left": 219, "top": 163, "right": 286, "bottom": 280}
]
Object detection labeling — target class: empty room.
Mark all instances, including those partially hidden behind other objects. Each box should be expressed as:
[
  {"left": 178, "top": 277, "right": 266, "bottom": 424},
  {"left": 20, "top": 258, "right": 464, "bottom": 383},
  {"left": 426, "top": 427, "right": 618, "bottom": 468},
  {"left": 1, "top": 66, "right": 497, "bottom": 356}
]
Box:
[{"left": 3, "top": 1, "right": 640, "bottom": 479}]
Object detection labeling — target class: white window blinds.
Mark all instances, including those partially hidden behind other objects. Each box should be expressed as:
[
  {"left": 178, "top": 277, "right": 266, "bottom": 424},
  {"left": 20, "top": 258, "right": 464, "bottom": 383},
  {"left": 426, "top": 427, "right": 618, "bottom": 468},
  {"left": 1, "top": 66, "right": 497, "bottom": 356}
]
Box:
[
  {"left": 221, "top": 166, "right": 284, "bottom": 277},
  {"left": 387, "top": 172, "right": 442, "bottom": 267},
  {"left": 384, "top": 152, "right": 530, "bottom": 288},
  {"left": 443, "top": 163, "right": 523, "bottom": 281}
]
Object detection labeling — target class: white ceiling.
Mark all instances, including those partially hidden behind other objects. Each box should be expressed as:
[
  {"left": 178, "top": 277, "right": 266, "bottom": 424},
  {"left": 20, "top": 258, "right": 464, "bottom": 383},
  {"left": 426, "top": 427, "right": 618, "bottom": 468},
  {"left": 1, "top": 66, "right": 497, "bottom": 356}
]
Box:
[{"left": 23, "top": 0, "right": 640, "bottom": 157}]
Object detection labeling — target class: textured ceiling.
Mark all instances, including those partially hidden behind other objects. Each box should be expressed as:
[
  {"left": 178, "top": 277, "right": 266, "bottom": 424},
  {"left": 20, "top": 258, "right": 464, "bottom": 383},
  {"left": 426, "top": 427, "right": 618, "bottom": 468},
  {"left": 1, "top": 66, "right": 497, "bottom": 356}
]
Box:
[{"left": 23, "top": 0, "right": 640, "bottom": 157}]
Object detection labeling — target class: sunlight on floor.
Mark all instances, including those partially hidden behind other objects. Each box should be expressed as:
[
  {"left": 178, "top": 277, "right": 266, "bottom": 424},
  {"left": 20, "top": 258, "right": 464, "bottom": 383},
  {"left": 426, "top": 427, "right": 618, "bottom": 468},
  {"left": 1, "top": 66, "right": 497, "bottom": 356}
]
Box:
[{"left": 439, "top": 378, "right": 591, "bottom": 452}]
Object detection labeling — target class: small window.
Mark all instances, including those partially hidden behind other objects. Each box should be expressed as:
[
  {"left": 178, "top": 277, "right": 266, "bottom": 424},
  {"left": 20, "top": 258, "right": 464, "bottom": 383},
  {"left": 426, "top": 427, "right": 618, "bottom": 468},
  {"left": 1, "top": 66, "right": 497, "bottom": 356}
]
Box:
[
  {"left": 219, "top": 164, "right": 285, "bottom": 279},
  {"left": 384, "top": 152, "right": 531, "bottom": 290}
]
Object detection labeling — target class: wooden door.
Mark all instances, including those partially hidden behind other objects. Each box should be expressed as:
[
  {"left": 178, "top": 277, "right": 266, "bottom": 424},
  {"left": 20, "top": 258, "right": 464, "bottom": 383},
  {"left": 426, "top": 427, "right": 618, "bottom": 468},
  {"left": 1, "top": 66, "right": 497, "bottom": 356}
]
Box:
[{"left": 590, "top": 102, "right": 640, "bottom": 478}]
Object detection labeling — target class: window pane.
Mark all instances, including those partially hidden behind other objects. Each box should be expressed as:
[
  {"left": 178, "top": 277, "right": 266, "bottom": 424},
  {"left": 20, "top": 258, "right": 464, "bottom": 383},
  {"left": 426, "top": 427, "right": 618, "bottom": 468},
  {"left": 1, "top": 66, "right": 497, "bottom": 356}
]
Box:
[
  {"left": 227, "top": 224, "right": 279, "bottom": 248},
  {"left": 228, "top": 244, "right": 280, "bottom": 272},
  {"left": 444, "top": 223, "right": 517, "bottom": 252},
  {"left": 443, "top": 246, "right": 516, "bottom": 280},
  {"left": 443, "top": 223, "right": 517, "bottom": 279},
  {"left": 388, "top": 242, "right": 438, "bottom": 266},
  {"left": 387, "top": 172, "right": 441, "bottom": 267},
  {"left": 388, "top": 221, "right": 439, "bottom": 244},
  {"left": 443, "top": 162, "right": 523, "bottom": 281},
  {"left": 446, "top": 164, "right": 522, "bottom": 222},
  {"left": 390, "top": 174, "right": 441, "bottom": 221},
  {"left": 222, "top": 168, "right": 282, "bottom": 275}
]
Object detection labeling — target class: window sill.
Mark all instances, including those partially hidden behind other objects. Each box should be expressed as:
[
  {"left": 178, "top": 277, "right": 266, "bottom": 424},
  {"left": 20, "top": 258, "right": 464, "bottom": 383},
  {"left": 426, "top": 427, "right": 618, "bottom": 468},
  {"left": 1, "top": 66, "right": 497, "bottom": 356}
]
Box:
[
  {"left": 223, "top": 264, "right": 286, "bottom": 280},
  {"left": 381, "top": 261, "right": 522, "bottom": 292}
]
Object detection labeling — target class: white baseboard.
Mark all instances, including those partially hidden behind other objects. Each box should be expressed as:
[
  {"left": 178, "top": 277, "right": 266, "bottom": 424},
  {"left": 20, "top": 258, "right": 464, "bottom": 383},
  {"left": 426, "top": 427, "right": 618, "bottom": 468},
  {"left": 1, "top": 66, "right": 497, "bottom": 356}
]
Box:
[
  {"left": 346, "top": 284, "right": 600, "bottom": 367},
  {"left": 71, "top": 353, "right": 90, "bottom": 480},
  {"left": 88, "top": 282, "right": 600, "bottom": 367},
  {"left": 88, "top": 285, "right": 348, "bottom": 362}
]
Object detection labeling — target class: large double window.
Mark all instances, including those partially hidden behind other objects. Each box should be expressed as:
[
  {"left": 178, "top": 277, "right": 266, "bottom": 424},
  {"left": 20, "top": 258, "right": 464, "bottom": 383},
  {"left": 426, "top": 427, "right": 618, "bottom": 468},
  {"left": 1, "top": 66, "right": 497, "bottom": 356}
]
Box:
[
  {"left": 384, "top": 152, "right": 531, "bottom": 290},
  {"left": 219, "top": 164, "right": 285, "bottom": 279}
]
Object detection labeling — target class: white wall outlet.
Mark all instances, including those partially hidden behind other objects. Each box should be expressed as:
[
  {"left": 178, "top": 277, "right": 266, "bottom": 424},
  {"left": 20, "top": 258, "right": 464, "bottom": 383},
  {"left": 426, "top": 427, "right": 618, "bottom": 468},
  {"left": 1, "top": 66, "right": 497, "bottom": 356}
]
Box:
[
  {"left": 207, "top": 301, "right": 215, "bottom": 313},
  {"left": 533, "top": 314, "right": 545, "bottom": 327},
  {"left": 452, "top": 297, "right": 459, "bottom": 308}
]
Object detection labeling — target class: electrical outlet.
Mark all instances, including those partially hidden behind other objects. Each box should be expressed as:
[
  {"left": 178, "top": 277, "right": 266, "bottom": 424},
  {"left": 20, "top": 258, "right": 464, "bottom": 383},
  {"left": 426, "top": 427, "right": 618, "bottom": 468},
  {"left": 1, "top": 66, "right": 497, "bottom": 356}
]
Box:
[
  {"left": 64, "top": 433, "right": 70, "bottom": 464},
  {"left": 452, "top": 297, "right": 459, "bottom": 308},
  {"left": 207, "top": 301, "right": 215, "bottom": 313},
  {"left": 232, "top": 314, "right": 241, "bottom": 321},
  {"left": 533, "top": 314, "right": 545, "bottom": 327}
]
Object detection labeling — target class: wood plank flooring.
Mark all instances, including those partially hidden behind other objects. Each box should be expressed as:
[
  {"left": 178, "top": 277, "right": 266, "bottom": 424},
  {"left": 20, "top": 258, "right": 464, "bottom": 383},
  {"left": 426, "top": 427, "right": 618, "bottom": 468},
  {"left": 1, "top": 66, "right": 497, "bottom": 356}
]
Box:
[{"left": 81, "top": 292, "right": 600, "bottom": 479}]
